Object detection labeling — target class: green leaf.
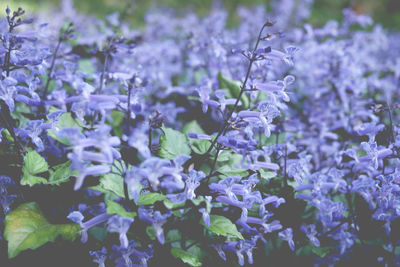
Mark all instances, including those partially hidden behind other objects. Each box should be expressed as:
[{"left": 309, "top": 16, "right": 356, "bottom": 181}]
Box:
[
  {"left": 171, "top": 248, "right": 202, "bottom": 267},
  {"left": 311, "top": 245, "right": 334, "bottom": 258},
  {"left": 190, "top": 139, "right": 212, "bottom": 155},
  {"left": 20, "top": 173, "right": 47, "bottom": 187},
  {"left": 192, "top": 196, "right": 211, "bottom": 213},
  {"left": 191, "top": 196, "right": 205, "bottom": 206},
  {"left": 216, "top": 150, "right": 232, "bottom": 162},
  {"left": 109, "top": 110, "right": 125, "bottom": 138},
  {"left": 11, "top": 103, "right": 31, "bottom": 124},
  {"left": 88, "top": 227, "right": 107, "bottom": 242},
  {"left": 201, "top": 215, "right": 244, "bottom": 240},
  {"left": 217, "top": 165, "right": 248, "bottom": 177},
  {"left": 2, "top": 129, "right": 15, "bottom": 142},
  {"left": 106, "top": 200, "right": 136, "bottom": 218},
  {"left": 259, "top": 169, "right": 276, "bottom": 180},
  {"left": 165, "top": 229, "right": 181, "bottom": 243},
  {"left": 158, "top": 126, "right": 191, "bottom": 160},
  {"left": 261, "top": 132, "right": 287, "bottom": 146},
  {"left": 4, "top": 202, "right": 80, "bottom": 259},
  {"left": 163, "top": 198, "right": 186, "bottom": 210},
  {"left": 218, "top": 72, "right": 249, "bottom": 108},
  {"left": 47, "top": 112, "right": 83, "bottom": 145},
  {"left": 182, "top": 121, "right": 205, "bottom": 135},
  {"left": 21, "top": 151, "right": 49, "bottom": 186},
  {"left": 146, "top": 226, "right": 156, "bottom": 240},
  {"left": 24, "top": 150, "right": 48, "bottom": 175},
  {"left": 97, "top": 170, "right": 125, "bottom": 198},
  {"left": 136, "top": 193, "right": 166, "bottom": 206},
  {"left": 48, "top": 161, "right": 78, "bottom": 185},
  {"left": 78, "top": 59, "right": 96, "bottom": 74}
]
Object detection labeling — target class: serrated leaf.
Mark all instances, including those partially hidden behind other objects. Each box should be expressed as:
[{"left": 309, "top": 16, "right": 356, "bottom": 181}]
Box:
[
  {"left": 218, "top": 72, "right": 249, "bottom": 108},
  {"left": 171, "top": 247, "right": 202, "bottom": 267},
  {"left": 159, "top": 126, "right": 191, "bottom": 160},
  {"left": 106, "top": 200, "right": 136, "bottom": 218},
  {"left": 4, "top": 202, "right": 80, "bottom": 259},
  {"left": 21, "top": 151, "right": 48, "bottom": 186},
  {"left": 20, "top": 172, "right": 47, "bottom": 187},
  {"left": 99, "top": 174, "right": 125, "bottom": 198},
  {"left": 48, "top": 161, "right": 78, "bottom": 185},
  {"left": 136, "top": 193, "right": 166, "bottom": 206},
  {"left": 24, "top": 150, "right": 48, "bottom": 175},
  {"left": 201, "top": 215, "right": 243, "bottom": 240}
]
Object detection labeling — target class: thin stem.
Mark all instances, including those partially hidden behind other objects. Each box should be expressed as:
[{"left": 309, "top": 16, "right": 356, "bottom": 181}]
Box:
[
  {"left": 319, "top": 220, "right": 347, "bottom": 238},
  {"left": 148, "top": 128, "right": 153, "bottom": 155},
  {"left": 199, "top": 23, "right": 268, "bottom": 167},
  {"left": 206, "top": 144, "right": 222, "bottom": 182},
  {"left": 345, "top": 190, "right": 365, "bottom": 247},
  {"left": 5, "top": 42, "right": 12, "bottom": 77},
  {"left": 186, "top": 240, "right": 199, "bottom": 250},
  {"left": 126, "top": 84, "right": 133, "bottom": 137},
  {"left": 283, "top": 143, "right": 288, "bottom": 187},
  {"left": 4, "top": 22, "right": 14, "bottom": 77},
  {"left": 99, "top": 52, "right": 109, "bottom": 93},
  {"left": 387, "top": 102, "right": 395, "bottom": 144},
  {"left": 43, "top": 38, "right": 62, "bottom": 98}
]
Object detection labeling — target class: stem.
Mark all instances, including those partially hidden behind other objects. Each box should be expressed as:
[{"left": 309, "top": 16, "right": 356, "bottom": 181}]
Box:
[
  {"left": 283, "top": 143, "right": 288, "bottom": 187},
  {"left": 5, "top": 43, "right": 12, "bottom": 77},
  {"left": 148, "top": 128, "right": 153, "bottom": 155},
  {"left": 193, "top": 23, "right": 268, "bottom": 170},
  {"left": 43, "top": 38, "right": 62, "bottom": 98},
  {"left": 387, "top": 102, "right": 395, "bottom": 144},
  {"left": 5, "top": 23, "right": 14, "bottom": 77},
  {"left": 99, "top": 52, "right": 109, "bottom": 92},
  {"left": 319, "top": 220, "right": 347, "bottom": 237},
  {"left": 345, "top": 190, "right": 365, "bottom": 247},
  {"left": 126, "top": 84, "right": 132, "bottom": 137},
  {"left": 206, "top": 144, "right": 222, "bottom": 181},
  {"left": 186, "top": 240, "right": 199, "bottom": 250}
]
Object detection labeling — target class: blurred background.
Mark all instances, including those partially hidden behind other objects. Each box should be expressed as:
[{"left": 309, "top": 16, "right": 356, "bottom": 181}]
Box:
[{"left": 3, "top": 0, "right": 400, "bottom": 29}]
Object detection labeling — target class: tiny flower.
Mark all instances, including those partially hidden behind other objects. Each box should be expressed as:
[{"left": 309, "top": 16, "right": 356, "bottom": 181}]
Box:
[
  {"left": 107, "top": 215, "right": 134, "bottom": 249},
  {"left": 279, "top": 228, "right": 295, "bottom": 251},
  {"left": 89, "top": 247, "right": 107, "bottom": 267}
]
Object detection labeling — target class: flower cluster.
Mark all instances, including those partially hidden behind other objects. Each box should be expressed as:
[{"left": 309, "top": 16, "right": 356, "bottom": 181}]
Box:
[{"left": 1, "top": 0, "right": 400, "bottom": 266}]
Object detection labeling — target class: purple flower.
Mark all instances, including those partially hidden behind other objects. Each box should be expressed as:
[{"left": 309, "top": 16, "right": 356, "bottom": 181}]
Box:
[
  {"left": 67, "top": 211, "right": 112, "bottom": 243},
  {"left": 107, "top": 215, "right": 134, "bottom": 249},
  {"left": 279, "top": 228, "right": 295, "bottom": 251},
  {"left": 138, "top": 207, "right": 171, "bottom": 244},
  {"left": 89, "top": 247, "right": 107, "bottom": 267},
  {"left": 301, "top": 224, "right": 320, "bottom": 247}
]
